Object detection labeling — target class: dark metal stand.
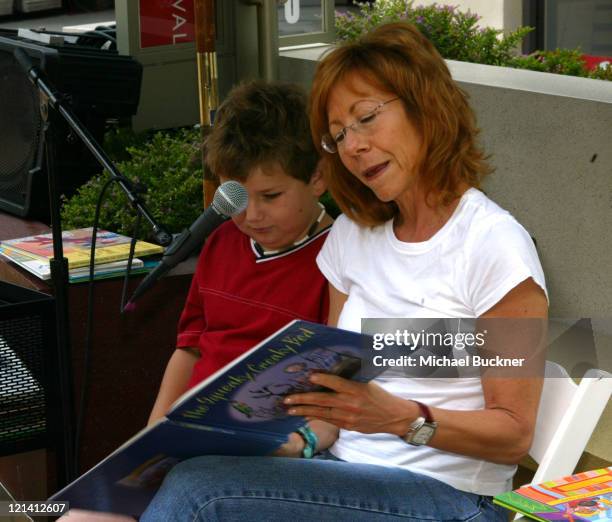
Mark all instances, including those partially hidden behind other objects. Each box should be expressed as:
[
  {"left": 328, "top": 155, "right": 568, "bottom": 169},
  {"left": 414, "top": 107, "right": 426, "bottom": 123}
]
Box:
[
  {"left": 13, "top": 48, "right": 171, "bottom": 482},
  {"left": 43, "top": 107, "right": 75, "bottom": 485}
]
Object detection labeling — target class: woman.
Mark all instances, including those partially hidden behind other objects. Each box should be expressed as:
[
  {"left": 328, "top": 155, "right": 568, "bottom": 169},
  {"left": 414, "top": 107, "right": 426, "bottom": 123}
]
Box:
[{"left": 142, "top": 22, "right": 548, "bottom": 521}]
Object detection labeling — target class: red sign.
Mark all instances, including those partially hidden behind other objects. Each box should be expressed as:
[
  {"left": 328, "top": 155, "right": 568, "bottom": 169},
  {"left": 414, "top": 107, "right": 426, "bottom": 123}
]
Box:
[
  {"left": 139, "top": 0, "right": 195, "bottom": 49},
  {"left": 582, "top": 54, "right": 612, "bottom": 71}
]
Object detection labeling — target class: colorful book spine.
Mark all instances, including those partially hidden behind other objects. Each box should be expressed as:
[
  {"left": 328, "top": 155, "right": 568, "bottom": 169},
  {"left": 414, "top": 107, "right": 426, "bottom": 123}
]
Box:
[
  {"left": 0, "top": 228, "right": 164, "bottom": 270},
  {"left": 0, "top": 245, "right": 157, "bottom": 282},
  {"left": 494, "top": 467, "right": 612, "bottom": 521}
]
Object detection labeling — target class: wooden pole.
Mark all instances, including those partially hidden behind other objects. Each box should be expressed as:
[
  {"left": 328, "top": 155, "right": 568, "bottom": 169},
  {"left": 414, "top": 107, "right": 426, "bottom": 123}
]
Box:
[{"left": 194, "top": 0, "right": 219, "bottom": 208}]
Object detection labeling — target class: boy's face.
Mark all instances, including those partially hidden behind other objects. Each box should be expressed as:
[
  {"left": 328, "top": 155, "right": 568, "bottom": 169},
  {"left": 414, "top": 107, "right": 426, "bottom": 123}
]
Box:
[{"left": 220, "top": 163, "right": 326, "bottom": 251}]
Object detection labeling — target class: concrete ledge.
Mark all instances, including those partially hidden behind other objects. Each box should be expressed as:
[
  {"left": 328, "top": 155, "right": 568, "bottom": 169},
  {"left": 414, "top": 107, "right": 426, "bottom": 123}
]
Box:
[
  {"left": 281, "top": 44, "right": 612, "bottom": 103},
  {"left": 446, "top": 59, "right": 612, "bottom": 104}
]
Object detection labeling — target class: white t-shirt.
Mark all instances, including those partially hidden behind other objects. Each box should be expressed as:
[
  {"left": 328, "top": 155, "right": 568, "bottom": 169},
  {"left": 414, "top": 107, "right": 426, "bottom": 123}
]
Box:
[{"left": 316, "top": 188, "right": 547, "bottom": 496}]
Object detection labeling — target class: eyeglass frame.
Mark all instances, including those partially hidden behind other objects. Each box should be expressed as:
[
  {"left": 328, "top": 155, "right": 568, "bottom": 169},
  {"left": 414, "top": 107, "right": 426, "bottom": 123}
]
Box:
[{"left": 321, "top": 97, "right": 401, "bottom": 154}]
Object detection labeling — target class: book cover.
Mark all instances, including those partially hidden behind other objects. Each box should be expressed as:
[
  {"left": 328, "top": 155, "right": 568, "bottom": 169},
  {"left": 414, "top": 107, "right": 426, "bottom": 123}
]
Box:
[
  {"left": 67, "top": 258, "right": 160, "bottom": 284},
  {"left": 0, "top": 246, "right": 147, "bottom": 281},
  {"left": 0, "top": 228, "right": 163, "bottom": 270},
  {"left": 49, "top": 320, "right": 377, "bottom": 517},
  {"left": 494, "top": 467, "right": 612, "bottom": 521}
]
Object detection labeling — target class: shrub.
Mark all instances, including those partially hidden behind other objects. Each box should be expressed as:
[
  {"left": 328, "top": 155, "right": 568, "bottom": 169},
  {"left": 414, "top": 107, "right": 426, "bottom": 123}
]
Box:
[
  {"left": 511, "top": 48, "right": 587, "bottom": 76},
  {"left": 61, "top": 128, "right": 204, "bottom": 241},
  {"left": 590, "top": 62, "right": 612, "bottom": 81},
  {"left": 335, "top": 1, "right": 611, "bottom": 81},
  {"left": 335, "top": 0, "right": 532, "bottom": 66},
  {"left": 511, "top": 49, "right": 612, "bottom": 81}
]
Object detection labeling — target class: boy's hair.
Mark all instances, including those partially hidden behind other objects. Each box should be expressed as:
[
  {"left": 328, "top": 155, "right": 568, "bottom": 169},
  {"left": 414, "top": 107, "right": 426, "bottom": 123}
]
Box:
[{"left": 205, "top": 81, "right": 319, "bottom": 184}]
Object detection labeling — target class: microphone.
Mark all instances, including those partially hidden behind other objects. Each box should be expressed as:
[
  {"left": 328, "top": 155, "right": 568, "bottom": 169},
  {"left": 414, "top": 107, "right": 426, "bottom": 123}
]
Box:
[{"left": 126, "top": 180, "right": 248, "bottom": 308}]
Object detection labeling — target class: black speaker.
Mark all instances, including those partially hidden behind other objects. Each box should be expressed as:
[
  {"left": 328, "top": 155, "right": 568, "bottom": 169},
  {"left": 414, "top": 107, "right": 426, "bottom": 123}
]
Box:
[
  {"left": 0, "top": 29, "right": 142, "bottom": 222},
  {"left": 0, "top": 281, "right": 58, "bottom": 456}
]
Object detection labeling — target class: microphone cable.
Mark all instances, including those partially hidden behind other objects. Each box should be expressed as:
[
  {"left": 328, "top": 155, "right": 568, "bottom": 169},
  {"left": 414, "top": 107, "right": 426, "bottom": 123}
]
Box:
[
  {"left": 73, "top": 175, "right": 114, "bottom": 476},
  {"left": 119, "top": 213, "right": 142, "bottom": 314},
  {"left": 73, "top": 176, "right": 151, "bottom": 476}
]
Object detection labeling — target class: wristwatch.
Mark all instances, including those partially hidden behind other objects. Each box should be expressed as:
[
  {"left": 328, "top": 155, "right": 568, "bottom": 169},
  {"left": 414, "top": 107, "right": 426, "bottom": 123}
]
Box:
[{"left": 402, "top": 401, "right": 437, "bottom": 446}]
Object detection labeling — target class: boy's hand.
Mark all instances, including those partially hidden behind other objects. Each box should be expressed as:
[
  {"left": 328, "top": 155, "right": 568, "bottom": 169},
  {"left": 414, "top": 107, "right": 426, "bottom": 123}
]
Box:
[{"left": 271, "top": 431, "right": 305, "bottom": 458}]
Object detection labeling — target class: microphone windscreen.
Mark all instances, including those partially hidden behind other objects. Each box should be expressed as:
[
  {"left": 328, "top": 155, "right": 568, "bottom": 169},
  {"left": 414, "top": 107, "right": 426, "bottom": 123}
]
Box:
[{"left": 212, "top": 181, "right": 248, "bottom": 216}]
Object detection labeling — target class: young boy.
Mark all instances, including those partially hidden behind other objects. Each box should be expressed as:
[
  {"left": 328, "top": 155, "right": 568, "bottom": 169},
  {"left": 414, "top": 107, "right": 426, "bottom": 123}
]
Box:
[
  {"left": 58, "top": 81, "right": 331, "bottom": 522},
  {"left": 148, "top": 81, "right": 333, "bottom": 424}
]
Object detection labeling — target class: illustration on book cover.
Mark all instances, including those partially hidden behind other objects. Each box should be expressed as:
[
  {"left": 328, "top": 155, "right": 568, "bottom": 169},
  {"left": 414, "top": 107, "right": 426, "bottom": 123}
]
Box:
[{"left": 228, "top": 346, "right": 361, "bottom": 422}]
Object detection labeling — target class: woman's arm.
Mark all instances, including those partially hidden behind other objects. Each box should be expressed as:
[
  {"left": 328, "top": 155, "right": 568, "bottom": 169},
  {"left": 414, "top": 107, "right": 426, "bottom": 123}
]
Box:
[
  {"left": 147, "top": 347, "right": 200, "bottom": 426},
  {"left": 422, "top": 278, "right": 547, "bottom": 463},
  {"left": 285, "top": 278, "right": 548, "bottom": 465},
  {"left": 328, "top": 283, "right": 348, "bottom": 327}
]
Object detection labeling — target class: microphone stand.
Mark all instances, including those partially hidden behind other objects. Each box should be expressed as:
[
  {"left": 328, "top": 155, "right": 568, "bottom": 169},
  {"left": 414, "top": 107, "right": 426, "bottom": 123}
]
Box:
[{"left": 13, "top": 49, "right": 172, "bottom": 483}]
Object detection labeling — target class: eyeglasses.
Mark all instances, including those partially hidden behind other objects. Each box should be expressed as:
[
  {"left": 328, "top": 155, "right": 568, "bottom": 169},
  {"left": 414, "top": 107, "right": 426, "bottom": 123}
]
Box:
[{"left": 321, "top": 97, "right": 400, "bottom": 154}]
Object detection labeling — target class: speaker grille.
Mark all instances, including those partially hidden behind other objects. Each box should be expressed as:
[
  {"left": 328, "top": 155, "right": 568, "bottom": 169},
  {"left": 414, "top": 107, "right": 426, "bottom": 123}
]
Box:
[
  {"left": 0, "top": 31, "right": 143, "bottom": 221},
  {"left": 0, "top": 316, "right": 47, "bottom": 449},
  {"left": 0, "top": 52, "right": 42, "bottom": 210}
]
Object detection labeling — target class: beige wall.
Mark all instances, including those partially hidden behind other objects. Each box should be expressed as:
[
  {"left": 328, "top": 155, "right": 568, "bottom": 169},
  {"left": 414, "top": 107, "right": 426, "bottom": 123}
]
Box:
[{"left": 416, "top": 0, "right": 523, "bottom": 33}]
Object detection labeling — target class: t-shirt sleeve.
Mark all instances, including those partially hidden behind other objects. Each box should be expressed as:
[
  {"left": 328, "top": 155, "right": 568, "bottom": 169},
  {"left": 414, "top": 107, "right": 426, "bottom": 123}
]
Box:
[
  {"left": 465, "top": 216, "right": 548, "bottom": 316},
  {"left": 316, "top": 214, "right": 351, "bottom": 294}
]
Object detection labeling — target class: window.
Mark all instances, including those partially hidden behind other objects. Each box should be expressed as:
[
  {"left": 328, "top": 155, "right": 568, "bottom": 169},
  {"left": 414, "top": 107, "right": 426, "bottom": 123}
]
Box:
[{"left": 278, "top": 0, "right": 335, "bottom": 47}]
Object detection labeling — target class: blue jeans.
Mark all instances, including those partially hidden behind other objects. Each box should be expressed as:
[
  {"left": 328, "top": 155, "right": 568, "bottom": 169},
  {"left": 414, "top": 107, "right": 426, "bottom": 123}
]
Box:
[{"left": 140, "top": 452, "right": 509, "bottom": 521}]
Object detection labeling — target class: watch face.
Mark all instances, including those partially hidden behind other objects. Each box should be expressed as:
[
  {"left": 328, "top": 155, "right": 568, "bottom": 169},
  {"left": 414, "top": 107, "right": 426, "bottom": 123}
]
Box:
[{"left": 412, "top": 424, "right": 435, "bottom": 445}]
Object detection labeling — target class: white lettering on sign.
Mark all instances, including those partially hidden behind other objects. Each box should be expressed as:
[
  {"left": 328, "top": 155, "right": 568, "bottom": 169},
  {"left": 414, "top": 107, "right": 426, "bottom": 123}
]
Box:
[
  {"left": 172, "top": 0, "right": 187, "bottom": 44},
  {"left": 172, "top": 0, "right": 186, "bottom": 12},
  {"left": 284, "top": 0, "right": 300, "bottom": 24}
]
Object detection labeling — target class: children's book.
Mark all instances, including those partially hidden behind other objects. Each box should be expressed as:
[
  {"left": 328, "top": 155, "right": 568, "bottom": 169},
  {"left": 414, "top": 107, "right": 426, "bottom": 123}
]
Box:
[
  {"left": 0, "top": 228, "right": 163, "bottom": 270},
  {"left": 49, "top": 320, "right": 378, "bottom": 517},
  {"left": 494, "top": 467, "right": 612, "bottom": 520},
  {"left": 0, "top": 245, "right": 149, "bottom": 282},
  {"left": 67, "top": 258, "right": 160, "bottom": 284}
]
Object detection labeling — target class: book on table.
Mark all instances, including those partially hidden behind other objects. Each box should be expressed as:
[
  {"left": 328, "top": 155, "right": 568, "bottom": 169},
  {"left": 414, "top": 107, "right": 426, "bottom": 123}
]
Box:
[
  {"left": 0, "top": 228, "right": 163, "bottom": 282},
  {"left": 494, "top": 467, "right": 612, "bottom": 520},
  {"left": 0, "top": 245, "right": 149, "bottom": 282},
  {"left": 49, "top": 320, "right": 379, "bottom": 517},
  {"left": 66, "top": 258, "right": 160, "bottom": 283},
  {"left": 0, "top": 227, "right": 164, "bottom": 270}
]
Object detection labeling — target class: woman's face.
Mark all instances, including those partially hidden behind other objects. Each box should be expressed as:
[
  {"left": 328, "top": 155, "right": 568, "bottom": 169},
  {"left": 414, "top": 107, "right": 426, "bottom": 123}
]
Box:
[{"left": 326, "top": 73, "right": 423, "bottom": 203}]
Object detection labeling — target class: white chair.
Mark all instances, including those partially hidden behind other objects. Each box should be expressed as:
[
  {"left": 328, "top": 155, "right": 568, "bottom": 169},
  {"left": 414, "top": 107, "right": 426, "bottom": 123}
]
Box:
[
  {"left": 512, "top": 361, "right": 611, "bottom": 519},
  {"left": 528, "top": 360, "right": 611, "bottom": 484}
]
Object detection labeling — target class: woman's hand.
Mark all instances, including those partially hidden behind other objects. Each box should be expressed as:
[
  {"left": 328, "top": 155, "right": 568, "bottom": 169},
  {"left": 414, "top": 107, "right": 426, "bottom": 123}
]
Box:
[{"left": 284, "top": 373, "right": 417, "bottom": 437}]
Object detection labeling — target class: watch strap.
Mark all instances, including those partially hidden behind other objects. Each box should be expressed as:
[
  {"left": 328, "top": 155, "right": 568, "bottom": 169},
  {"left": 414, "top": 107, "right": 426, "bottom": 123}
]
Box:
[
  {"left": 403, "top": 401, "right": 437, "bottom": 446},
  {"left": 413, "top": 400, "right": 434, "bottom": 423}
]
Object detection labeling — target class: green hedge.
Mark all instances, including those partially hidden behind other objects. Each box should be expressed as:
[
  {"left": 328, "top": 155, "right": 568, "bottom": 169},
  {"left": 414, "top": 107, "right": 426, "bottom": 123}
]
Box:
[
  {"left": 61, "top": 128, "right": 203, "bottom": 240},
  {"left": 336, "top": 1, "right": 611, "bottom": 80}
]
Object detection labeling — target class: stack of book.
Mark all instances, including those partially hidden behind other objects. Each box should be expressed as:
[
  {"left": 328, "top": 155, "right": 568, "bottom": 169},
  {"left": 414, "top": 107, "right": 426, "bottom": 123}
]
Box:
[
  {"left": 494, "top": 467, "right": 612, "bottom": 520},
  {"left": 0, "top": 228, "right": 164, "bottom": 283}
]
